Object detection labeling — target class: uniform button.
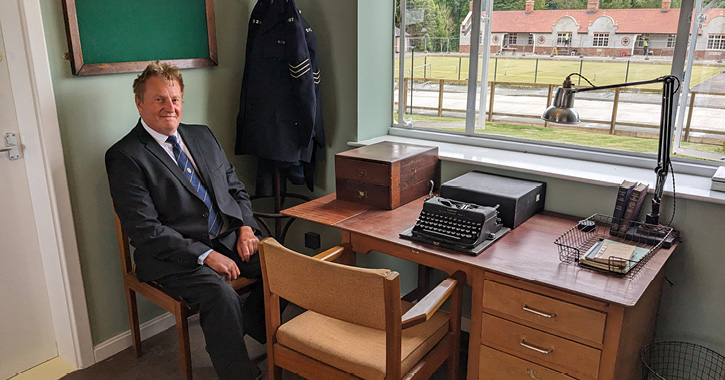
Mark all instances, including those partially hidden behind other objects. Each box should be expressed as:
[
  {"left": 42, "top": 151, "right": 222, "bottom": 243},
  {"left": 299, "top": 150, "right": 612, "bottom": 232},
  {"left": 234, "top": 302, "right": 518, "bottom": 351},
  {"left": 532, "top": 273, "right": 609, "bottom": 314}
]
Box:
[
  {"left": 203, "top": 212, "right": 209, "bottom": 218},
  {"left": 202, "top": 233, "right": 208, "bottom": 239}
]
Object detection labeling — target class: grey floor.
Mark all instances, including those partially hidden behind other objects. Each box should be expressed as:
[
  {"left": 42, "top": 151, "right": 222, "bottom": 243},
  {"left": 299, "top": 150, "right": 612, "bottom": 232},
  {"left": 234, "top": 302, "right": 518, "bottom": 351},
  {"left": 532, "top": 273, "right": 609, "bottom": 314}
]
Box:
[{"left": 62, "top": 304, "right": 467, "bottom": 380}]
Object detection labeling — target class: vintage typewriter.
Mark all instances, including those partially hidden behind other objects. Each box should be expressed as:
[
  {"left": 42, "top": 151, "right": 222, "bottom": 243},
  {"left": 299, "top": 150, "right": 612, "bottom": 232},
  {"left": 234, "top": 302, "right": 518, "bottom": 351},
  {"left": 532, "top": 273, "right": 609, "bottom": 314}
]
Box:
[{"left": 400, "top": 195, "right": 509, "bottom": 256}]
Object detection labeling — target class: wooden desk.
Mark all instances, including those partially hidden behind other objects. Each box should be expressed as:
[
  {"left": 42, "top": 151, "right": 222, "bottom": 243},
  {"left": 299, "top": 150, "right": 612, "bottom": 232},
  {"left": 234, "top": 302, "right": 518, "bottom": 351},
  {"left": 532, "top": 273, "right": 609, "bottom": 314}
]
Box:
[{"left": 282, "top": 194, "right": 677, "bottom": 380}]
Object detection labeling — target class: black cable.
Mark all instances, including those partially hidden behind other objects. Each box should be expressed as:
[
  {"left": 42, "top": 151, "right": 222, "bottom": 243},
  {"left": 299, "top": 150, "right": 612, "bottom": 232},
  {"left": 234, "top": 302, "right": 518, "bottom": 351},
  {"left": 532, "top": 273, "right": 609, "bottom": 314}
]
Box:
[{"left": 666, "top": 160, "right": 676, "bottom": 227}]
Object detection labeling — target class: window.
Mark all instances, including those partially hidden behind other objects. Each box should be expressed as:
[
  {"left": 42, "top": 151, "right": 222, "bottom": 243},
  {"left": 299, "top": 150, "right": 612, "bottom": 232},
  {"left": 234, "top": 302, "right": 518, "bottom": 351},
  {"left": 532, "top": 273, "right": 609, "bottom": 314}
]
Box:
[
  {"left": 557, "top": 32, "right": 568, "bottom": 45},
  {"left": 394, "top": 0, "right": 724, "bottom": 164},
  {"left": 667, "top": 34, "right": 676, "bottom": 48},
  {"left": 707, "top": 34, "right": 725, "bottom": 50},
  {"left": 593, "top": 33, "right": 609, "bottom": 47},
  {"left": 636, "top": 35, "right": 646, "bottom": 47}
]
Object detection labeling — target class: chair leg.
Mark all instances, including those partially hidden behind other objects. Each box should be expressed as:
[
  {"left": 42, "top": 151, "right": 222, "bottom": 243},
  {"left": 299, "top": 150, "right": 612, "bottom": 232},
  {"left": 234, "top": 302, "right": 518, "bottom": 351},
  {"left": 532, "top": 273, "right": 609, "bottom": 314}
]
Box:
[
  {"left": 124, "top": 286, "right": 143, "bottom": 357},
  {"left": 175, "top": 309, "right": 193, "bottom": 380}
]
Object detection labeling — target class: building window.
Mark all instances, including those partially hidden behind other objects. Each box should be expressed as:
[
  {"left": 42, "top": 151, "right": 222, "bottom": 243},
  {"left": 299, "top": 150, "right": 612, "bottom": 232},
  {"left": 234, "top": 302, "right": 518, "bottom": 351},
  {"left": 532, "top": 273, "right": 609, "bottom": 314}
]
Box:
[
  {"left": 707, "top": 34, "right": 725, "bottom": 50},
  {"left": 667, "top": 34, "right": 676, "bottom": 48},
  {"left": 528, "top": 34, "right": 534, "bottom": 45},
  {"left": 593, "top": 33, "right": 609, "bottom": 47},
  {"left": 507, "top": 34, "right": 517, "bottom": 46},
  {"left": 557, "top": 32, "right": 568, "bottom": 45}
]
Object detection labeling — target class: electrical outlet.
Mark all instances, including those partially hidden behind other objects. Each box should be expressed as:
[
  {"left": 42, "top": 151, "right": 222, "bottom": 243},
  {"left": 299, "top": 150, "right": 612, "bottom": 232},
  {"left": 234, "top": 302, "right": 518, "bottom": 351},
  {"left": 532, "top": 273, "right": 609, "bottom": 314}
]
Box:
[{"left": 304, "top": 232, "right": 321, "bottom": 250}]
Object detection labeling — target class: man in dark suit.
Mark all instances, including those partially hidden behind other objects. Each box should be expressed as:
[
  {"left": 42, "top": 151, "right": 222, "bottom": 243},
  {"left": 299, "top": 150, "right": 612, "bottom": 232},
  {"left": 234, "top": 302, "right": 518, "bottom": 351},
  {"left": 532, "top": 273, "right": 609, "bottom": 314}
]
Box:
[{"left": 106, "top": 62, "right": 263, "bottom": 380}]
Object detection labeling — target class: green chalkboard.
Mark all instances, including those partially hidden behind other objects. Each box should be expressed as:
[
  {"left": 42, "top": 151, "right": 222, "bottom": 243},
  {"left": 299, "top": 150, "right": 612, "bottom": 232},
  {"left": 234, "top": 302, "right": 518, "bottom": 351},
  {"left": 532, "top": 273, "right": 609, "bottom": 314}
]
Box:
[{"left": 62, "top": 0, "right": 217, "bottom": 76}]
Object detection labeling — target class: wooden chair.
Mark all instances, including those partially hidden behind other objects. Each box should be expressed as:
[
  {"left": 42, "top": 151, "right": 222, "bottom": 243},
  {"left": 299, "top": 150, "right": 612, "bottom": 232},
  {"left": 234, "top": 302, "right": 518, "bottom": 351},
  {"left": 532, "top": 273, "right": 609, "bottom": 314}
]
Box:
[
  {"left": 113, "top": 212, "right": 257, "bottom": 380},
  {"left": 259, "top": 238, "right": 464, "bottom": 380}
]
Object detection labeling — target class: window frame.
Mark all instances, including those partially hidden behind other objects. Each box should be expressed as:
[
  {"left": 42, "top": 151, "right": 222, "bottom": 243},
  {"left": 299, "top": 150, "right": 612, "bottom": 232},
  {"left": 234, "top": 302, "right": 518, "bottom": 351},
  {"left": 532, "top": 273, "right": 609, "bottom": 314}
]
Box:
[
  {"left": 707, "top": 34, "right": 725, "bottom": 50},
  {"left": 394, "top": 0, "right": 718, "bottom": 170},
  {"left": 667, "top": 34, "right": 676, "bottom": 48},
  {"left": 592, "top": 33, "right": 609, "bottom": 47}
]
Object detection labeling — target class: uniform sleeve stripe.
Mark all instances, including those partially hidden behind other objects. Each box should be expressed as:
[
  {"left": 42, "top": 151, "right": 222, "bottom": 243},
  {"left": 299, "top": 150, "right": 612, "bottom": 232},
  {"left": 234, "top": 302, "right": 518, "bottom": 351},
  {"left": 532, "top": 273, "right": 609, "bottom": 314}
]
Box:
[
  {"left": 290, "top": 67, "right": 311, "bottom": 78},
  {"left": 289, "top": 62, "right": 311, "bottom": 75},
  {"left": 289, "top": 59, "right": 310, "bottom": 70}
]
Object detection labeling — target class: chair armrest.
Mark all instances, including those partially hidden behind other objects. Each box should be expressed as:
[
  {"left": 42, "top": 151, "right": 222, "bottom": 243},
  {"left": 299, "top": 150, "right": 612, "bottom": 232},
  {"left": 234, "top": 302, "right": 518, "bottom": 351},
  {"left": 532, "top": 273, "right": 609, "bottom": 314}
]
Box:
[
  {"left": 312, "top": 245, "right": 345, "bottom": 262},
  {"left": 401, "top": 275, "right": 460, "bottom": 329}
]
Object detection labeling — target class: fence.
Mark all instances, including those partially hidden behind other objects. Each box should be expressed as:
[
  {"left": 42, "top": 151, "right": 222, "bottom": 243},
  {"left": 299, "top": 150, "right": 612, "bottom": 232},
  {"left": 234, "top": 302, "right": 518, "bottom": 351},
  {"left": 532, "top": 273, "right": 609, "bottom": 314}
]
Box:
[{"left": 397, "top": 77, "right": 725, "bottom": 144}]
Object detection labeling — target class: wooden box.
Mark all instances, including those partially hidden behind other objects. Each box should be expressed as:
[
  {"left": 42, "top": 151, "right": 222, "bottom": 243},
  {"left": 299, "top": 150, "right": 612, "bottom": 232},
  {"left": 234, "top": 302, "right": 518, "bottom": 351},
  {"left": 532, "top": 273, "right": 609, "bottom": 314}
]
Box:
[{"left": 335, "top": 142, "right": 438, "bottom": 209}]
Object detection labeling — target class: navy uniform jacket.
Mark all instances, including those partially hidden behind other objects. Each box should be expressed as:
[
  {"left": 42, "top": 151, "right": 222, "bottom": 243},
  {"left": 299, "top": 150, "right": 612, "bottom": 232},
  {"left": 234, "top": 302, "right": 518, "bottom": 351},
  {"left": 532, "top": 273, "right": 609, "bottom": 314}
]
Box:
[{"left": 235, "top": 0, "right": 324, "bottom": 195}]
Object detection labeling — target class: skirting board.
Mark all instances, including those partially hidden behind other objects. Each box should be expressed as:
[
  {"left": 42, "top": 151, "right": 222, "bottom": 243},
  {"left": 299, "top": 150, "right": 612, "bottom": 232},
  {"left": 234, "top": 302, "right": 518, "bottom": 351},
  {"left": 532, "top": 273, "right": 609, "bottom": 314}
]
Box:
[
  {"left": 93, "top": 312, "right": 184, "bottom": 363},
  {"left": 92, "top": 313, "right": 471, "bottom": 363}
]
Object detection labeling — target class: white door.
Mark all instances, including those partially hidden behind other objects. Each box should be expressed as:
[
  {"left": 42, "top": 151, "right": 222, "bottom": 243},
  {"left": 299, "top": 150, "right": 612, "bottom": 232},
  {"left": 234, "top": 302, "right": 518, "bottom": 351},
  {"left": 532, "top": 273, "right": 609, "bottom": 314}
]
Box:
[{"left": 0, "top": 23, "right": 59, "bottom": 380}]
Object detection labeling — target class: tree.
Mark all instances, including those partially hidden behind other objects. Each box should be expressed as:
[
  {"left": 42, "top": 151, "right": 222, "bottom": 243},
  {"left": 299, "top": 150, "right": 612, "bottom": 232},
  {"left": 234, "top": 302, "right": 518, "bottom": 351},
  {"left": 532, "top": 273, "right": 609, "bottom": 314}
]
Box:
[
  {"left": 601, "top": 0, "right": 632, "bottom": 8},
  {"left": 546, "top": 0, "right": 586, "bottom": 9},
  {"left": 432, "top": 3, "right": 456, "bottom": 50},
  {"left": 494, "top": 0, "right": 521, "bottom": 10}
]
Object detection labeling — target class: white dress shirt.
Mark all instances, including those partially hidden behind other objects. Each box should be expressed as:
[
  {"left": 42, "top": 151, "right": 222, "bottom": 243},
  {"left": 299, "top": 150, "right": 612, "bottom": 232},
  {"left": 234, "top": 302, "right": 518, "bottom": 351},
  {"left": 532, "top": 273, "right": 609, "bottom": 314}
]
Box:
[{"left": 140, "top": 120, "right": 212, "bottom": 264}]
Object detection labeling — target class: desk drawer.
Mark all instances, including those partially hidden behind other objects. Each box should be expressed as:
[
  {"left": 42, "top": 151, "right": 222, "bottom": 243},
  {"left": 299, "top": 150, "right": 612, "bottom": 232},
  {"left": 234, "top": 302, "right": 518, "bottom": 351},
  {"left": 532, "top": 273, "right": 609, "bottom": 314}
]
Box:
[
  {"left": 483, "top": 280, "right": 606, "bottom": 344},
  {"left": 479, "top": 345, "right": 577, "bottom": 380},
  {"left": 481, "top": 314, "right": 601, "bottom": 379}
]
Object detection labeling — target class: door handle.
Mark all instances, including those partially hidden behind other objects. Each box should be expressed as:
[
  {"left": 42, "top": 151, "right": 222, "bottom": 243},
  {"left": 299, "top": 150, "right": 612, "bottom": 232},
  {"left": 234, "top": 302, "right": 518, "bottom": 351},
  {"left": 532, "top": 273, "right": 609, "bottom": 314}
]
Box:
[{"left": 2, "top": 132, "right": 21, "bottom": 160}]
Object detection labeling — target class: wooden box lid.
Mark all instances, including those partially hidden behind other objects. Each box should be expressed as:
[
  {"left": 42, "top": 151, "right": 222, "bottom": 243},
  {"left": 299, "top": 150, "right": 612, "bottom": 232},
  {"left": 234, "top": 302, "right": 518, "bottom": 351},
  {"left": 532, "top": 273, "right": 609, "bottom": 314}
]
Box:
[{"left": 335, "top": 142, "right": 438, "bottom": 163}]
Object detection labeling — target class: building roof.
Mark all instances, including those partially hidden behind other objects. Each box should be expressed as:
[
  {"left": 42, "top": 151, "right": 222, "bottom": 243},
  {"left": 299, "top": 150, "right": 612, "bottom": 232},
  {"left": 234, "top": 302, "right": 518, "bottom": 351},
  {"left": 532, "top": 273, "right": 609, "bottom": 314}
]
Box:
[{"left": 465, "top": 8, "right": 725, "bottom": 34}]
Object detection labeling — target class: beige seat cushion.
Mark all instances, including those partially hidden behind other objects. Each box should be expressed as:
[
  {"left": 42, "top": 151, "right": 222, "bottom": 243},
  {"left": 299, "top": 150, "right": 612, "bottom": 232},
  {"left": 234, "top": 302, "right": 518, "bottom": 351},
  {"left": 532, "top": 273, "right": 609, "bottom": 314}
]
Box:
[{"left": 276, "top": 301, "right": 449, "bottom": 380}]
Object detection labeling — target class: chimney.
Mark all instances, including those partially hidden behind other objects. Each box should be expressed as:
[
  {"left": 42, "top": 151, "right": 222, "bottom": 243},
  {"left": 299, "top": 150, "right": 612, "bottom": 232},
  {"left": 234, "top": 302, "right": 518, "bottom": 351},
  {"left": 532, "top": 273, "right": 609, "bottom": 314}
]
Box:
[
  {"left": 587, "top": 0, "right": 599, "bottom": 13},
  {"left": 662, "top": 0, "right": 671, "bottom": 11},
  {"left": 525, "top": 0, "right": 535, "bottom": 13},
  {"left": 470, "top": 1, "right": 473, "bottom": 12}
]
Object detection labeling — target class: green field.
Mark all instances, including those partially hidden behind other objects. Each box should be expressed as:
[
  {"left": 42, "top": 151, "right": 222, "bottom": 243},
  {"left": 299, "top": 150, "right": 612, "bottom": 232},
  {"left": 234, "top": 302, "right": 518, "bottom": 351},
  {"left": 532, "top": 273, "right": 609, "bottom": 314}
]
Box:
[
  {"left": 395, "top": 55, "right": 722, "bottom": 89},
  {"left": 394, "top": 113, "right": 725, "bottom": 158}
]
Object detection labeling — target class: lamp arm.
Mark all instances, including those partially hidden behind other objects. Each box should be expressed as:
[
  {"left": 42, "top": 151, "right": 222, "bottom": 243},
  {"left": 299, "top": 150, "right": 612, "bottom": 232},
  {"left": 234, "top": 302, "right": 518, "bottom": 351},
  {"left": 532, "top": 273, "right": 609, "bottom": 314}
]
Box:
[
  {"left": 570, "top": 76, "right": 667, "bottom": 94},
  {"left": 646, "top": 75, "right": 678, "bottom": 225}
]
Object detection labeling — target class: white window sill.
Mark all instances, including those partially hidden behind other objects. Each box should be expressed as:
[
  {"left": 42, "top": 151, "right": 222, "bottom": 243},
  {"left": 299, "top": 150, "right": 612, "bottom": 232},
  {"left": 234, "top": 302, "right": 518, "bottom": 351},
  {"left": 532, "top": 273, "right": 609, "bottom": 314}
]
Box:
[{"left": 351, "top": 128, "right": 725, "bottom": 205}]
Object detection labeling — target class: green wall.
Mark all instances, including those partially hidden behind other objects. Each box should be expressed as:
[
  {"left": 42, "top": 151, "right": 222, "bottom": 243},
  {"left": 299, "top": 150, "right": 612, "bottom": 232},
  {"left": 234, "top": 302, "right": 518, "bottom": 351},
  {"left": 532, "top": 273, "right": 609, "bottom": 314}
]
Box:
[
  {"left": 40, "top": 0, "right": 362, "bottom": 344},
  {"left": 41, "top": 0, "right": 723, "bottom": 354}
]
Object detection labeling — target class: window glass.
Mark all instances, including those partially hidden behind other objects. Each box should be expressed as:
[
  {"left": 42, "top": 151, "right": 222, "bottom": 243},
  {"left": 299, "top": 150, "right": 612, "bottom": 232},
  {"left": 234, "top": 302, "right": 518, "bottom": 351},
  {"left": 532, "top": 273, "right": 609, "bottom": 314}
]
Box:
[
  {"left": 394, "top": 0, "right": 724, "bottom": 163},
  {"left": 673, "top": 2, "right": 725, "bottom": 160}
]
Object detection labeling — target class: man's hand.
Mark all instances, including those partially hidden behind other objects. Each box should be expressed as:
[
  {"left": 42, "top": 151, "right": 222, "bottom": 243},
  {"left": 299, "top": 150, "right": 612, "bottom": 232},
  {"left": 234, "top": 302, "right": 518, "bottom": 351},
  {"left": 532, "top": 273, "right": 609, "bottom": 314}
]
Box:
[
  {"left": 236, "top": 226, "right": 259, "bottom": 262},
  {"left": 203, "top": 250, "right": 240, "bottom": 281}
]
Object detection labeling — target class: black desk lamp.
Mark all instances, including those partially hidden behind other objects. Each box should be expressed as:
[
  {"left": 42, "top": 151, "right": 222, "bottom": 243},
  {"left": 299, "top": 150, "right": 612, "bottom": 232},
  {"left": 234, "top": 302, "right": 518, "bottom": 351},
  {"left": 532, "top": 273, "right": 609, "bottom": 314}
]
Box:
[{"left": 542, "top": 73, "right": 679, "bottom": 247}]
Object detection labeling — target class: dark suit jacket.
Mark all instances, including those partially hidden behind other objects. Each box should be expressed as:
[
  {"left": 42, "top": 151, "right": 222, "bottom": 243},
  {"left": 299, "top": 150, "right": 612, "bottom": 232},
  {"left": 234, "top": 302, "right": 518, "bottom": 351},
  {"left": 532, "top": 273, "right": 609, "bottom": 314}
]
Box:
[{"left": 106, "top": 121, "right": 259, "bottom": 282}]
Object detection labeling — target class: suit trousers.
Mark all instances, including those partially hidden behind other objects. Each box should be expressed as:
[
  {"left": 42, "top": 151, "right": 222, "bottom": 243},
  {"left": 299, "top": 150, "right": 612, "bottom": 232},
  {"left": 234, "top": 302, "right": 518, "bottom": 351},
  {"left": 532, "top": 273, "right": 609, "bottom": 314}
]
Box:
[{"left": 156, "top": 239, "right": 265, "bottom": 380}]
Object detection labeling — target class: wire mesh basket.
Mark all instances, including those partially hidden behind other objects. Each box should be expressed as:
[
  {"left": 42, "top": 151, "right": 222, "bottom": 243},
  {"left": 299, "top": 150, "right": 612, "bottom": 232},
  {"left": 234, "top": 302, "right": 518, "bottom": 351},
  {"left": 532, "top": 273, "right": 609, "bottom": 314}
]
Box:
[
  {"left": 553, "top": 214, "right": 674, "bottom": 277},
  {"left": 641, "top": 341, "right": 725, "bottom": 380}
]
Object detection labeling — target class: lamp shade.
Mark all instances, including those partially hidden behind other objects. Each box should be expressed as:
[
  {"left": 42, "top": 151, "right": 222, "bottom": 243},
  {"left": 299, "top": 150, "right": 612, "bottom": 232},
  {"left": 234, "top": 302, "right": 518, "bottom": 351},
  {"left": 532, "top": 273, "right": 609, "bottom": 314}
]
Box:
[{"left": 541, "top": 86, "right": 580, "bottom": 124}]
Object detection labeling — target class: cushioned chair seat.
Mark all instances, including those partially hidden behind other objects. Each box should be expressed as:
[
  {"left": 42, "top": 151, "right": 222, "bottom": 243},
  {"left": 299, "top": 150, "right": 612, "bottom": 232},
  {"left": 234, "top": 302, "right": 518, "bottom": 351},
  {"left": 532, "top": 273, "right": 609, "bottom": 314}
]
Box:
[{"left": 276, "top": 301, "right": 449, "bottom": 380}]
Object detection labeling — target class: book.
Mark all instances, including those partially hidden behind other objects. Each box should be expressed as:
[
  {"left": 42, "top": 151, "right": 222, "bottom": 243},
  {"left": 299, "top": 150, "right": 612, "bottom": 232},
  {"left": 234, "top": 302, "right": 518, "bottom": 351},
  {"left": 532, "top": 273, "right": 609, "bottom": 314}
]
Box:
[
  {"left": 618, "top": 183, "right": 649, "bottom": 234},
  {"left": 610, "top": 180, "right": 637, "bottom": 236},
  {"left": 585, "top": 239, "right": 636, "bottom": 263},
  {"left": 580, "top": 239, "right": 649, "bottom": 274}
]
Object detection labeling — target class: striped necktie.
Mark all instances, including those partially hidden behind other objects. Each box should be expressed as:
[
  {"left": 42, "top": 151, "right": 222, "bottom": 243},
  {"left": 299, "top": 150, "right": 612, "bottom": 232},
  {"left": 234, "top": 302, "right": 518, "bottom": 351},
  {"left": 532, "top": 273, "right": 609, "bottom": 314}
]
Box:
[{"left": 166, "top": 135, "right": 222, "bottom": 238}]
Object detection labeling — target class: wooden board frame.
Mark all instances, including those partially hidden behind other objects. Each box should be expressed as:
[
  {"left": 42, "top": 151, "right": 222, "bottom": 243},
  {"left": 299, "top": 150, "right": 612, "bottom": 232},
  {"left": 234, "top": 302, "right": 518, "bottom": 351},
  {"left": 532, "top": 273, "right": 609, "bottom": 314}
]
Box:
[{"left": 61, "top": 0, "right": 218, "bottom": 76}]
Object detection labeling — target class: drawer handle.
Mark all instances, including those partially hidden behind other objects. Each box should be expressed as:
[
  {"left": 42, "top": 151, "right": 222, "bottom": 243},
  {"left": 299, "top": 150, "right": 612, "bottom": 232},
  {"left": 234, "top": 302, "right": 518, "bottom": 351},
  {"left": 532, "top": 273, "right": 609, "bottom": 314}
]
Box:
[
  {"left": 357, "top": 190, "right": 367, "bottom": 199},
  {"left": 520, "top": 339, "right": 553, "bottom": 354},
  {"left": 522, "top": 304, "right": 557, "bottom": 319},
  {"left": 356, "top": 169, "right": 367, "bottom": 177}
]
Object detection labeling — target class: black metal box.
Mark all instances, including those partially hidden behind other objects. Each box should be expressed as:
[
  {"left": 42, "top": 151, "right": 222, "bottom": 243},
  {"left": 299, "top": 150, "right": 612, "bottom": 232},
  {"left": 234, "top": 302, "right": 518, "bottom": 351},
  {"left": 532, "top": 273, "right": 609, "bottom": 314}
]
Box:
[{"left": 439, "top": 171, "right": 546, "bottom": 228}]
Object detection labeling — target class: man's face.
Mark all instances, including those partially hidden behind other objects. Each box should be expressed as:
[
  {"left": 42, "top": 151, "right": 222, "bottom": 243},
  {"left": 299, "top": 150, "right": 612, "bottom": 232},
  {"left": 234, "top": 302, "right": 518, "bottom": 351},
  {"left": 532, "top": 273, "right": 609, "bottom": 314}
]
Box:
[{"left": 135, "top": 76, "right": 183, "bottom": 136}]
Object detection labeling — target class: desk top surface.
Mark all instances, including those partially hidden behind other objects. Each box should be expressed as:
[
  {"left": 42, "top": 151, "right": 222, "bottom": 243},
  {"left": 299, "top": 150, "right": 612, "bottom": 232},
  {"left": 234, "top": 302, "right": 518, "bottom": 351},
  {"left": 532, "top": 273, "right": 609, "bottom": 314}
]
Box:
[{"left": 282, "top": 194, "right": 676, "bottom": 307}]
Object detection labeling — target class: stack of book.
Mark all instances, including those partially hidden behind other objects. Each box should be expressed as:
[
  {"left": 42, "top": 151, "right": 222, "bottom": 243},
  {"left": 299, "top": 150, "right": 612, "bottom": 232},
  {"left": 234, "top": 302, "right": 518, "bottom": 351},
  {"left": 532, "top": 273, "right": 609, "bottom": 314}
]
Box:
[
  {"left": 579, "top": 239, "right": 649, "bottom": 274},
  {"left": 610, "top": 180, "right": 649, "bottom": 237}
]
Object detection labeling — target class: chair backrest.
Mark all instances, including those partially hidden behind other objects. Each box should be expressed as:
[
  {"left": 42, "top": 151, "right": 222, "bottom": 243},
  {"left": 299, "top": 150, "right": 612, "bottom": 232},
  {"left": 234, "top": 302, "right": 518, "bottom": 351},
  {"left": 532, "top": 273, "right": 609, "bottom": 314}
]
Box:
[
  {"left": 113, "top": 211, "right": 134, "bottom": 275},
  {"left": 259, "top": 238, "right": 399, "bottom": 330}
]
